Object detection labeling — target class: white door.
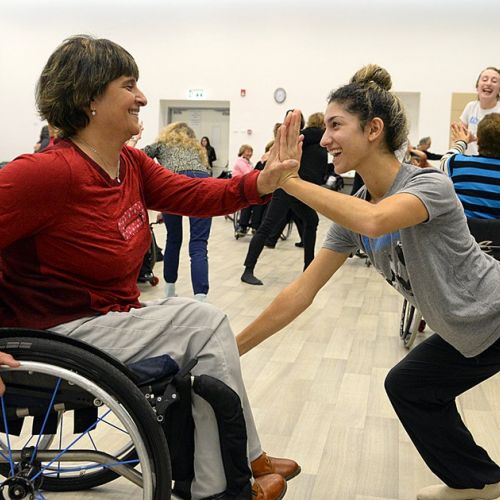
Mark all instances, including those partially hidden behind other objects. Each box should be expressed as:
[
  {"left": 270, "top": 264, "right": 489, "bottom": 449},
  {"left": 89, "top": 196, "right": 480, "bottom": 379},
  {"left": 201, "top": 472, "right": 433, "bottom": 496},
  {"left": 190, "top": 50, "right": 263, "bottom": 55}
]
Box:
[{"left": 159, "top": 101, "right": 230, "bottom": 178}]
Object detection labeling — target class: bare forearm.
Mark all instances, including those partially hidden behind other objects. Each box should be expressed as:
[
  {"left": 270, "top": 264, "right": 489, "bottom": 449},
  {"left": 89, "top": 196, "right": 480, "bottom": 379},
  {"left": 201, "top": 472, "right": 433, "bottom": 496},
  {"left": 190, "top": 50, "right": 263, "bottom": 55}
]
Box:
[
  {"left": 282, "top": 178, "right": 381, "bottom": 237},
  {"left": 237, "top": 283, "right": 312, "bottom": 355}
]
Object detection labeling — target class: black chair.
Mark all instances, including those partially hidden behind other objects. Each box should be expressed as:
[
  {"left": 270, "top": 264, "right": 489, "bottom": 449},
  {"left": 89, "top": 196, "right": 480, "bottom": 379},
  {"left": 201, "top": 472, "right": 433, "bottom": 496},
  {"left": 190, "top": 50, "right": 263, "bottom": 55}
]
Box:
[{"left": 467, "top": 218, "right": 500, "bottom": 261}]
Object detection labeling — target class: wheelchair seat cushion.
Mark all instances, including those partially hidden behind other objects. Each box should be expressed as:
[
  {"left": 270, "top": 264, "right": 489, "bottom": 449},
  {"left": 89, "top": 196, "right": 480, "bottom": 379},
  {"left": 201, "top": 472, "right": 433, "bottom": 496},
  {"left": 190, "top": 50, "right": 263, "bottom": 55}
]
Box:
[{"left": 127, "top": 354, "right": 179, "bottom": 384}]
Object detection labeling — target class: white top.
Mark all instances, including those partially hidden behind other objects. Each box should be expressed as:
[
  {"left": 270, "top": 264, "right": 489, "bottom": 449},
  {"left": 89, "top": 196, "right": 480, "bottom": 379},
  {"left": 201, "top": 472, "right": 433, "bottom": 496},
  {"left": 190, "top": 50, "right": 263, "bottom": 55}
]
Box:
[{"left": 460, "top": 100, "right": 500, "bottom": 155}]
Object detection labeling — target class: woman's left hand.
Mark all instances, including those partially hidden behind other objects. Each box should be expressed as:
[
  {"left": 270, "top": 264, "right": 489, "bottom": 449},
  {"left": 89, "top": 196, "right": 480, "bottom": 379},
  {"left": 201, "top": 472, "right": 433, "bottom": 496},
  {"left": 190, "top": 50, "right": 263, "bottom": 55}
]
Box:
[
  {"left": 451, "top": 122, "right": 473, "bottom": 144},
  {"left": 256, "top": 110, "right": 303, "bottom": 195}
]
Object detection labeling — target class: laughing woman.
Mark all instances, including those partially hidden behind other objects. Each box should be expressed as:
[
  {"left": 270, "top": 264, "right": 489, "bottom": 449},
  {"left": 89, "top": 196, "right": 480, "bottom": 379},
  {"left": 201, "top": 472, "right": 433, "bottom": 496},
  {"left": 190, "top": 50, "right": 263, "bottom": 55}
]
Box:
[
  {"left": 237, "top": 65, "right": 500, "bottom": 500},
  {"left": 460, "top": 66, "right": 500, "bottom": 155}
]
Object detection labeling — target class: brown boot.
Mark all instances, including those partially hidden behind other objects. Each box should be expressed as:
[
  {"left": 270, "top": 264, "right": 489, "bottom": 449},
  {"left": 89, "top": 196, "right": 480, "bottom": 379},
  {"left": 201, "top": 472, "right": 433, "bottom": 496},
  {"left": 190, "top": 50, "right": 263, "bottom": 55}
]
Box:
[
  {"left": 252, "top": 473, "right": 287, "bottom": 500},
  {"left": 251, "top": 452, "right": 301, "bottom": 481}
]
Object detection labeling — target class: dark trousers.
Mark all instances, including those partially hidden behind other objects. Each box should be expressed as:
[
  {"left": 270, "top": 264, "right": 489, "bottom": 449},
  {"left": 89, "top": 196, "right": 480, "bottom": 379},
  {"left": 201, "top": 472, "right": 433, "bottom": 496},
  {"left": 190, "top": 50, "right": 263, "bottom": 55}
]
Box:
[
  {"left": 243, "top": 189, "right": 319, "bottom": 271},
  {"left": 239, "top": 203, "right": 268, "bottom": 231},
  {"left": 385, "top": 333, "right": 500, "bottom": 489}
]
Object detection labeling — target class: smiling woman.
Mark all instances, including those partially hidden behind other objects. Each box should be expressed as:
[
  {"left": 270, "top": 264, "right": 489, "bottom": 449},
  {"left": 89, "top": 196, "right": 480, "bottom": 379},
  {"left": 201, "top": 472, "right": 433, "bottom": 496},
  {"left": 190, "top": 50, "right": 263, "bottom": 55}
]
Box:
[
  {"left": 0, "top": 34, "right": 304, "bottom": 500},
  {"left": 237, "top": 64, "right": 500, "bottom": 500},
  {"left": 459, "top": 66, "right": 500, "bottom": 155}
]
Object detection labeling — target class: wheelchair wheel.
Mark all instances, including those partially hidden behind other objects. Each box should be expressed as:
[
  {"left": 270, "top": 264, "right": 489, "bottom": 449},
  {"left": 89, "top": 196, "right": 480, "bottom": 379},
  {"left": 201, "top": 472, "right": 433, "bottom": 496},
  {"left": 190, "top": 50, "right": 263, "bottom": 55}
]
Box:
[
  {"left": 399, "top": 299, "right": 420, "bottom": 349},
  {"left": 0, "top": 333, "right": 171, "bottom": 499},
  {"left": 233, "top": 210, "right": 247, "bottom": 239},
  {"left": 279, "top": 220, "right": 294, "bottom": 241}
]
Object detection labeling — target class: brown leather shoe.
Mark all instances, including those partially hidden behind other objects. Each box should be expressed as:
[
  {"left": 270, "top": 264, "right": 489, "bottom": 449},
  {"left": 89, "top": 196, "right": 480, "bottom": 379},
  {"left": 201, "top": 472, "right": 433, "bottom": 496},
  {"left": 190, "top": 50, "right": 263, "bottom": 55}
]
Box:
[
  {"left": 252, "top": 473, "right": 287, "bottom": 500},
  {"left": 251, "top": 452, "right": 301, "bottom": 481}
]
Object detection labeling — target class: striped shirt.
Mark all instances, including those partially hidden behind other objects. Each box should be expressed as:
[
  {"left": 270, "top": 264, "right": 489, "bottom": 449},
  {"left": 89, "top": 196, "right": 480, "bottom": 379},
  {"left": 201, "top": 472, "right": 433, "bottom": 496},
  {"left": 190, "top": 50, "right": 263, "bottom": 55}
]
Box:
[{"left": 440, "top": 140, "right": 500, "bottom": 219}]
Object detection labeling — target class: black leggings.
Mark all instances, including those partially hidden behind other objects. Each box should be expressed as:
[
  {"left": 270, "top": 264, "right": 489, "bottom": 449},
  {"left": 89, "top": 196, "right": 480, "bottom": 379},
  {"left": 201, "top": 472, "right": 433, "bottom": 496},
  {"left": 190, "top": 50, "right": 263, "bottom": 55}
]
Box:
[
  {"left": 243, "top": 189, "right": 319, "bottom": 271},
  {"left": 385, "top": 333, "right": 500, "bottom": 488}
]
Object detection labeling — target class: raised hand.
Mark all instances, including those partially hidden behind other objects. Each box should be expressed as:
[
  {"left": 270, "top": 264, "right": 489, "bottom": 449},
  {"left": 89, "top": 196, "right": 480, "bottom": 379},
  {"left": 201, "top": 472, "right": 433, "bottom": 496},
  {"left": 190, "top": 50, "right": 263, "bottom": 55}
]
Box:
[
  {"left": 257, "top": 110, "right": 303, "bottom": 195},
  {"left": 451, "top": 122, "right": 473, "bottom": 144}
]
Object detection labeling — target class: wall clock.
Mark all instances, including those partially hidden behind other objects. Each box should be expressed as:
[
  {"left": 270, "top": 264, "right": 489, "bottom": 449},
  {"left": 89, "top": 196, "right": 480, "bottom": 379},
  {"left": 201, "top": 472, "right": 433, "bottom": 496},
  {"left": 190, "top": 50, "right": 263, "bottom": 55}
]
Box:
[{"left": 274, "top": 87, "right": 287, "bottom": 104}]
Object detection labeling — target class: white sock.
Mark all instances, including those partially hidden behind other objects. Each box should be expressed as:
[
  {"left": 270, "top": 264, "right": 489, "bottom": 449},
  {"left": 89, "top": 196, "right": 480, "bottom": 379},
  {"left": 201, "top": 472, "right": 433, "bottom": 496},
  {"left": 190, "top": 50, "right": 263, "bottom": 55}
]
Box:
[
  {"left": 194, "top": 293, "right": 207, "bottom": 302},
  {"left": 417, "top": 482, "right": 500, "bottom": 500},
  {"left": 165, "top": 282, "right": 177, "bottom": 298}
]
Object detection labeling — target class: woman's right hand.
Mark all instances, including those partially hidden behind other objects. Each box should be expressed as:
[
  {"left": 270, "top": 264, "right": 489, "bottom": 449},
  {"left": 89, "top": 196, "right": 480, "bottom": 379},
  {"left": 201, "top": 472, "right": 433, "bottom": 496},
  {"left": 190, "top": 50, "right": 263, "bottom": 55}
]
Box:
[{"left": 0, "top": 352, "right": 20, "bottom": 395}]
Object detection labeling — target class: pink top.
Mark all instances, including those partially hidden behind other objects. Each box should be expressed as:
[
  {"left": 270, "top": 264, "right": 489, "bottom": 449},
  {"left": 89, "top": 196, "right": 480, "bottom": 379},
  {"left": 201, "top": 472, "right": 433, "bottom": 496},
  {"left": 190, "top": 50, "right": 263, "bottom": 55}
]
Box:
[{"left": 232, "top": 157, "right": 253, "bottom": 177}]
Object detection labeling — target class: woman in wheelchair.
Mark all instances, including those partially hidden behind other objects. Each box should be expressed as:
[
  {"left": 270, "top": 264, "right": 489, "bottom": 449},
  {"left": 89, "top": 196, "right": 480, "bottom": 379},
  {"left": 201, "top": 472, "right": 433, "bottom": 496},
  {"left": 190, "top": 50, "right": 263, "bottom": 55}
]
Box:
[
  {"left": 237, "top": 65, "right": 500, "bottom": 500},
  {"left": 0, "top": 35, "right": 302, "bottom": 499}
]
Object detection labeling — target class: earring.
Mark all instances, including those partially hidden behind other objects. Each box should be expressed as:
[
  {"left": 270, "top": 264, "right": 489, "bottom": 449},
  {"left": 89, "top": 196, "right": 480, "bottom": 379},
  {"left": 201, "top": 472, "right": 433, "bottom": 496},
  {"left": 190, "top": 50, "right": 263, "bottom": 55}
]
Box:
[{"left": 91, "top": 109, "right": 96, "bottom": 116}]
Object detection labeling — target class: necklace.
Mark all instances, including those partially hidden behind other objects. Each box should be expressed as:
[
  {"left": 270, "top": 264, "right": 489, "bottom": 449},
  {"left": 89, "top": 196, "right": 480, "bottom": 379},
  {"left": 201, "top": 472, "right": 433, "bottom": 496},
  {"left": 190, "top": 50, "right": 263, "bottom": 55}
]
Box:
[{"left": 74, "top": 137, "right": 121, "bottom": 183}]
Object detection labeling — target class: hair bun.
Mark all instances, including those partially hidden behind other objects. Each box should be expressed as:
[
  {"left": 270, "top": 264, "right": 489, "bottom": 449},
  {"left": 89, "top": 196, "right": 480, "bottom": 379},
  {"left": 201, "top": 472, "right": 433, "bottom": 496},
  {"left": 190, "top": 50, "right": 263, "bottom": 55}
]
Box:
[{"left": 350, "top": 64, "right": 392, "bottom": 91}]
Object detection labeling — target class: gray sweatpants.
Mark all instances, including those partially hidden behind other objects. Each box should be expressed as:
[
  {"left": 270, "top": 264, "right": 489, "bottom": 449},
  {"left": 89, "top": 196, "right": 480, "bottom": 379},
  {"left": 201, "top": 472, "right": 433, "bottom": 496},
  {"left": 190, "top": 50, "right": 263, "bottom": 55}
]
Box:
[{"left": 51, "top": 297, "right": 262, "bottom": 499}]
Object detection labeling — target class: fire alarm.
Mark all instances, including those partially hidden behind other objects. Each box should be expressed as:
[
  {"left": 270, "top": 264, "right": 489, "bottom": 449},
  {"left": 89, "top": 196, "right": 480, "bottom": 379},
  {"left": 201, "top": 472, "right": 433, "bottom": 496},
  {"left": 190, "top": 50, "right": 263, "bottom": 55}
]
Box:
[{"left": 240, "top": 89, "right": 246, "bottom": 97}]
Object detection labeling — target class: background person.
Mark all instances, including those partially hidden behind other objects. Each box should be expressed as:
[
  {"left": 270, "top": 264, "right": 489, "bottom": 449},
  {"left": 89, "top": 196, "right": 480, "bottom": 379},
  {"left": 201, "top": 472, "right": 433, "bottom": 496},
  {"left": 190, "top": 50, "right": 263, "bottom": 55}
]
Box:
[
  {"left": 232, "top": 144, "right": 257, "bottom": 236},
  {"left": 460, "top": 66, "right": 500, "bottom": 155},
  {"left": 416, "top": 136, "right": 443, "bottom": 161},
  {"left": 201, "top": 136, "right": 217, "bottom": 172},
  {"left": 441, "top": 115, "right": 500, "bottom": 219},
  {"left": 241, "top": 112, "right": 326, "bottom": 286},
  {"left": 143, "top": 122, "right": 213, "bottom": 302},
  {"left": 237, "top": 64, "right": 500, "bottom": 500},
  {"left": 33, "top": 123, "right": 58, "bottom": 152}
]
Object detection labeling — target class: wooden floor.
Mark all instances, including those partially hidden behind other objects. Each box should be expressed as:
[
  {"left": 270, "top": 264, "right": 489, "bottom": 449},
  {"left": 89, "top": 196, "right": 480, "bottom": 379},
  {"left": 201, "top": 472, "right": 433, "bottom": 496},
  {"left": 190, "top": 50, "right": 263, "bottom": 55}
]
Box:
[{"left": 55, "top": 213, "right": 500, "bottom": 499}]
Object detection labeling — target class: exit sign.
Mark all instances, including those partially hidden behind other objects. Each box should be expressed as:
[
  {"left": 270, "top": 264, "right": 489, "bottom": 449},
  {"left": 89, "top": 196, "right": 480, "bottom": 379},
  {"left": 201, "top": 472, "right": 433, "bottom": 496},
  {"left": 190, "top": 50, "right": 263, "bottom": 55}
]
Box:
[{"left": 188, "top": 89, "right": 206, "bottom": 99}]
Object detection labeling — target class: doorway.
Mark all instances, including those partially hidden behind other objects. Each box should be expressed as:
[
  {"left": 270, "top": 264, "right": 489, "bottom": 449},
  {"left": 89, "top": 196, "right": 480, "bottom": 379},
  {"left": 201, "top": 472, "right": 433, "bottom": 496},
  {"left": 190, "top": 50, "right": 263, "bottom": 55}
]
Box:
[{"left": 159, "top": 100, "right": 230, "bottom": 177}]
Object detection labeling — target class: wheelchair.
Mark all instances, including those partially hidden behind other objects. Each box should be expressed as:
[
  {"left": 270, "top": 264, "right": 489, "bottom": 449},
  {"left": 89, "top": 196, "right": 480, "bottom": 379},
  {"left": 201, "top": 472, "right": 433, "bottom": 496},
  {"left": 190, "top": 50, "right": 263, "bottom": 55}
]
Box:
[
  {"left": 399, "top": 299, "right": 425, "bottom": 349},
  {"left": 398, "top": 218, "right": 500, "bottom": 349},
  {"left": 0, "top": 328, "right": 174, "bottom": 499},
  {"left": 230, "top": 208, "right": 294, "bottom": 242}
]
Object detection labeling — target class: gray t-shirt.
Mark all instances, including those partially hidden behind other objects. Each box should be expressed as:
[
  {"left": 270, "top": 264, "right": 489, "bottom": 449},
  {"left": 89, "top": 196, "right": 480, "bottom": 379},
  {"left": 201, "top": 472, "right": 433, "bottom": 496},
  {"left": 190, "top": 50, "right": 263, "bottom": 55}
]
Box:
[{"left": 323, "top": 163, "right": 500, "bottom": 357}]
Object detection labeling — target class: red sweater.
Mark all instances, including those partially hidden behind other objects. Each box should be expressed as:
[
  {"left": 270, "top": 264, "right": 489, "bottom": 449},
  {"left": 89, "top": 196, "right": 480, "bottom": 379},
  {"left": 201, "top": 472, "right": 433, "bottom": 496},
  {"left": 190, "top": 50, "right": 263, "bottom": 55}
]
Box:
[{"left": 0, "top": 139, "right": 265, "bottom": 329}]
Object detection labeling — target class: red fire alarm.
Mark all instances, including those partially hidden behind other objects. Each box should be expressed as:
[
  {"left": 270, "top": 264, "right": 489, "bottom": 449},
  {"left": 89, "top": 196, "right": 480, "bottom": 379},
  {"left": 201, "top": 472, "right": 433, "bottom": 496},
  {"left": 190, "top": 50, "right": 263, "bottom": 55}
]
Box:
[{"left": 240, "top": 89, "right": 246, "bottom": 97}]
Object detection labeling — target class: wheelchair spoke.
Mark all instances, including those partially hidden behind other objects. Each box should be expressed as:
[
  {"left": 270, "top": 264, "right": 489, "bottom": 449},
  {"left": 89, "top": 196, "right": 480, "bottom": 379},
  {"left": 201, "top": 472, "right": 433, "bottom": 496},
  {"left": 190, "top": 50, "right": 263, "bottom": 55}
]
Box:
[
  {"left": 31, "top": 409, "right": 112, "bottom": 482},
  {"left": 88, "top": 431, "right": 98, "bottom": 451},
  {"left": 31, "top": 378, "right": 62, "bottom": 466},
  {"left": 56, "top": 409, "right": 64, "bottom": 479},
  {"left": 100, "top": 418, "right": 129, "bottom": 434},
  {"left": 0, "top": 396, "right": 15, "bottom": 477}
]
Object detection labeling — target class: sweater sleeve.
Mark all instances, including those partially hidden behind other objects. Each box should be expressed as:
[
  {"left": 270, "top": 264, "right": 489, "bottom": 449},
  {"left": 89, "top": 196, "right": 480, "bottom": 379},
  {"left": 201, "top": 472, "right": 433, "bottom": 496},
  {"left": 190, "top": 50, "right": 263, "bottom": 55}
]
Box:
[
  {"left": 439, "top": 140, "right": 467, "bottom": 174},
  {"left": 142, "top": 142, "right": 159, "bottom": 159},
  {"left": 129, "top": 148, "right": 269, "bottom": 216},
  {"left": 0, "top": 153, "right": 70, "bottom": 249}
]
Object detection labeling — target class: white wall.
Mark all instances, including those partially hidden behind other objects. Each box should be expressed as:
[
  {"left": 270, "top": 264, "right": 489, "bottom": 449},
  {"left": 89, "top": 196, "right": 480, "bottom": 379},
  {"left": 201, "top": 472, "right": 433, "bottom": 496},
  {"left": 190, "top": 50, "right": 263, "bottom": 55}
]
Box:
[{"left": 1, "top": 0, "right": 499, "bottom": 163}]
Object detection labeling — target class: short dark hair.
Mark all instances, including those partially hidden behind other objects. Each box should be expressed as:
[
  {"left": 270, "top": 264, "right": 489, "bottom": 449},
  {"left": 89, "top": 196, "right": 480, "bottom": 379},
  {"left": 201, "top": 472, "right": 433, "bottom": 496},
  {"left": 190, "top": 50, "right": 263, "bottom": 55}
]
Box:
[
  {"left": 477, "top": 113, "right": 500, "bottom": 158},
  {"left": 36, "top": 35, "right": 139, "bottom": 138}
]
